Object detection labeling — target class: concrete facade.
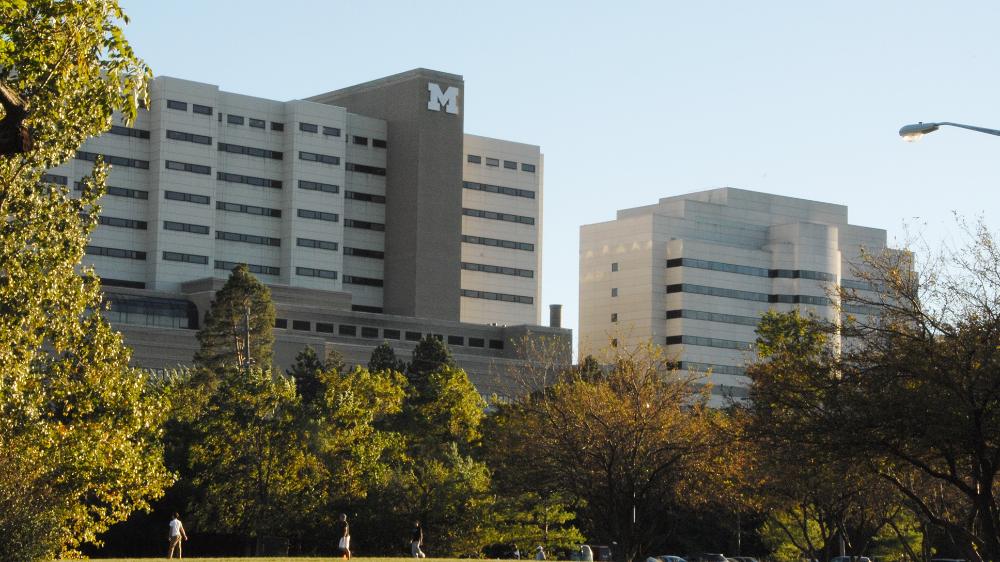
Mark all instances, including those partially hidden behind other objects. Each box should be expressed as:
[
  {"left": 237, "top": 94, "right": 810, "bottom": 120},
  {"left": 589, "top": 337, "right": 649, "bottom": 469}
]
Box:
[
  {"left": 579, "top": 188, "right": 890, "bottom": 400},
  {"left": 48, "top": 69, "right": 563, "bottom": 392}
]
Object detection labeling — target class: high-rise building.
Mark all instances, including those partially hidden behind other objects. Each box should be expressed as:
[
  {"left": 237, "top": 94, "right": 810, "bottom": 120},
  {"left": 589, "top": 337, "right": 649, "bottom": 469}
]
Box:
[
  {"left": 45, "top": 68, "right": 566, "bottom": 395},
  {"left": 579, "top": 188, "right": 890, "bottom": 400}
]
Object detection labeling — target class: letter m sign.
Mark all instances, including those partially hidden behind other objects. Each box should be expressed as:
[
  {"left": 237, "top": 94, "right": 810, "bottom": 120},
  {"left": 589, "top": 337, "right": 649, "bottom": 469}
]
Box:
[{"left": 427, "top": 83, "right": 459, "bottom": 115}]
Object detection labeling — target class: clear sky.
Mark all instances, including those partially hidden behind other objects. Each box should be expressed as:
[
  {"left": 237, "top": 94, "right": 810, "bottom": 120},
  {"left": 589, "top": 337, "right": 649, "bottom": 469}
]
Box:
[{"left": 118, "top": 1, "right": 1000, "bottom": 348}]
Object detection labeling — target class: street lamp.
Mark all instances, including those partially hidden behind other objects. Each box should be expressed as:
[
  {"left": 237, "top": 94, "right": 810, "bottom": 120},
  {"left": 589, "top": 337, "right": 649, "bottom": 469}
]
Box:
[{"left": 899, "top": 121, "right": 1000, "bottom": 142}]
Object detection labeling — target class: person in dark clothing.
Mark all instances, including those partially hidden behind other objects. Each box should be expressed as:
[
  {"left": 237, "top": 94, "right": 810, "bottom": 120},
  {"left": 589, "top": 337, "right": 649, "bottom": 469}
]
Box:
[
  {"left": 334, "top": 513, "right": 351, "bottom": 560},
  {"left": 410, "top": 520, "right": 425, "bottom": 558}
]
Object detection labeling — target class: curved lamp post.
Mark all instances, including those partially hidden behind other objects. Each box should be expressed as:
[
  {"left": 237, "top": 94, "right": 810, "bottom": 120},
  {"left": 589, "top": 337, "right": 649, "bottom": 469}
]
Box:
[{"left": 899, "top": 121, "right": 1000, "bottom": 142}]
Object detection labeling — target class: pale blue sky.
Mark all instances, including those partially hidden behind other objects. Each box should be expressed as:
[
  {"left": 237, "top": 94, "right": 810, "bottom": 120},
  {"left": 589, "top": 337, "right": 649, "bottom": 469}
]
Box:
[{"left": 118, "top": 1, "right": 1000, "bottom": 342}]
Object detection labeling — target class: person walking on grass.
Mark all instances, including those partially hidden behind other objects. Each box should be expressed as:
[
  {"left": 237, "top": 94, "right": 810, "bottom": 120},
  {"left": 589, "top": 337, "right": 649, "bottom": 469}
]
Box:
[
  {"left": 167, "top": 512, "right": 188, "bottom": 559},
  {"left": 410, "top": 519, "right": 426, "bottom": 558},
  {"left": 334, "top": 513, "right": 351, "bottom": 560}
]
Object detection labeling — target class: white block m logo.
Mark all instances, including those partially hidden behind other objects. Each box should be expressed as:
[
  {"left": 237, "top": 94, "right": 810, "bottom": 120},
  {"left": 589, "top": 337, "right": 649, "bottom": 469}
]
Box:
[{"left": 427, "top": 82, "right": 459, "bottom": 115}]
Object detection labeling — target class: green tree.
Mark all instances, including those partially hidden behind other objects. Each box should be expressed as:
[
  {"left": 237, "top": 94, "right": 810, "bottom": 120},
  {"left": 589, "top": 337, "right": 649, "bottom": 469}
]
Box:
[
  {"left": 287, "top": 345, "right": 326, "bottom": 405},
  {"left": 0, "top": 2, "right": 170, "bottom": 559},
  {"left": 194, "top": 264, "right": 276, "bottom": 373},
  {"left": 369, "top": 340, "right": 405, "bottom": 373},
  {"left": 410, "top": 365, "right": 486, "bottom": 451},
  {"left": 406, "top": 335, "right": 456, "bottom": 393}
]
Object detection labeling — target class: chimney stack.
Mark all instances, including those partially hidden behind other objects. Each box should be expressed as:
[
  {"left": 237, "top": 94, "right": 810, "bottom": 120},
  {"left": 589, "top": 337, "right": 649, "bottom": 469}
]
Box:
[{"left": 549, "top": 304, "right": 563, "bottom": 328}]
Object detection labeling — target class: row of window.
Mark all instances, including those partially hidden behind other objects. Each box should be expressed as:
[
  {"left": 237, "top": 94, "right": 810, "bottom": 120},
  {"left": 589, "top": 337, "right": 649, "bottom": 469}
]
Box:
[
  {"left": 166, "top": 129, "right": 211, "bottom": 145},
  {"left": 345, "top": 191, "right": 386, "bottom": 203},
  {"left": 460, "top": 288, "right": 534, "bottom": 305},
  {"left": 219, "top": 142, "right": 283, "bottom": 160},
  {"left": 467, "top": 154, "right": 536, "bottom": 173},
  {"left": 299, "top": 179, "right": 339, "bottom": 194},
  {"left": 100, "top": 215, "right": 147, "bottom": 230},
  {"left": 463, "top": 181, "right": 536, "bottom": 200},
  {"left": 165, "top": 190, "right": 210, "bottom": 204},
  {"left": 221, "top": 112, "right": 282, "bottom": 131},
  {"left": 297, "top": 266, "right": 337, "bottom": 279},
  {"left": 297, "top": 238, "right": 339, "bottom": 251},
  {"left": 109, "top": 125, "right": 150, "bottom": 139},
  {"left": 666, "top": 308, "right": 760, "bottom": 326},
  {"left": 665, "top": 334, "right": 752, "bottom": 351},
  {"left": 297, "top": 208, "right": 338, "bottom": 222},
  {"left": 76, "top": 151, "right": 149, "bottom": 169},
  {"left": 345, "top": 162, "right": 387, "bottom": 176},
  {"left": 299, "top": 151, "right": 340, "bottom": 165},
  {"left": 166, "top": 160, "right": 210, "bottom": 175},
  {"left": 677, "top": 361, "right": 747, "bottom": 377},
  {"left": 351, "top": 135, "right": 388, "bottom": 148},
  {"left": 216, "top": 260, "right": 279, "bottom": 276},
  {"left": 841, "top": 278, "right": 878, "bottom": 291},
  {"left": 274, "top": 319, "right": 505, "bottom": 350},
  {"left": 344, "top": 275, "right": 384, "bottom": 287},
  {"left": 344, "top": 247, "right": 385, "bottom": 259},
  {"left": 663, "top": 283, "right": 833, "bottom": 306},
  {"left": 163, "top": 251, "right": 208, "bottom": 265},
  {"left": 218, "top": 171, "right": 282, "bottom": 189},
  {"left": 164, "top": 220, "right": 209, "bottom": 235},
  {"left": 166, "top": 99, "right": 213, "bottom": 115},
  {"left": 218, "top": 200, "right": 281, "bottom": 217},
  {"left": 86, "top": 245, "right": 146, "bottom": 260},
  {"left": 461, "top": 261, "right": 534, "bottom": 278},
  {"left": 41, "top": 173, "right": 68, "bottom": 185},
  {"left": 216, "top": 230, "right": 280, "bottom": 247},
  {"left": 665, "top": 258, "right": 836, "bottom": 282},
  {"left": 345, "top": 219, "right": 385, "bottom": 231},
  {"left": 299, "top": 122, "right": 340, "bottom": 137},
  {"left": 462, "top": 234, "right": 534, "bottom": 252},
  {"left": 462, "top": 207, "right": 535, "bottom": 225}
]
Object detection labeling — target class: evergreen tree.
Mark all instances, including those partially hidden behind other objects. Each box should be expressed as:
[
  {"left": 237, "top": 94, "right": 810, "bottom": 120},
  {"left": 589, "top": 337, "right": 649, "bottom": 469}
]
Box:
[
  {"left": 406, "top": 335, "right": 456, "bottom": 394},
  {"left": 0, "top": 2, "right": 170, "bottom": 559},
  {"left": 324, "top": 348, "right": 346, "bottom": 374},
  {"left": 194, "top": 264, "right": 276, "bottom": 372},
  {"left": 287, "top": 345, "right": 325, "bottom": 405},
  {"left": 369, "top": 340, "right": 405, "bottom": 373}
]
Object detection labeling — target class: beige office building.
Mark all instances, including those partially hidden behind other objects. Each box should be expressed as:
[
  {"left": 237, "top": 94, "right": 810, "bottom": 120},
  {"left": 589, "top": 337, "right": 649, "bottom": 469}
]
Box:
[
  {"left": 45, "top": 68, "right": 565, "bottom": 395},
  {"left": 579, "top": 188, "right": 889, "bottom": 400}
]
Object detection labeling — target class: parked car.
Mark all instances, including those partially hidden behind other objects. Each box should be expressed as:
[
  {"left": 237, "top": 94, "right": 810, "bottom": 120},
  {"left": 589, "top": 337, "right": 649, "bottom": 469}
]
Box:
[
  {"left": 645, "top": 555, "right": 687, "bottom": 562},
  {"left": 694, "top": 554, "right": 727, "bottom": 562}
]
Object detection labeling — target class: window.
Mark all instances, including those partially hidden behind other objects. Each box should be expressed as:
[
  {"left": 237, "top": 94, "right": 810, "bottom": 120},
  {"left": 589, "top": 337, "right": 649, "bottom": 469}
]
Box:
[
  {"left": 76, "top": 182, "right": 148, "bottom": 199},
  {"left": 297, "top": 208, "right": 339, "bottom": 222},
  {"left": 612, "top": 288, "right": 618, "bottom": 297},
  {"left": 299, "top": 122, "right": 318, "bottom": 133},
  {"left": 361, "top": 326, "right": 379, "bottom": 338},
  {"left": 275, "top": 318, "right": 288, "bottom": 329},
  {"left": 343, "top": 275, "right": 383, "bottom": 287},
  {"left": 218, "top": 142, "right": 283, "bottom": 160},
  {"left": 611, "top": 338, "right": 618, "bottom": 348},
  {"left": 448, "top": 335, "right": 464, "bottom": 346},
  {"left": 345, "top": 162, "right": 386, "bottom": 176},
  {"left": 165, "top": 190, "right": 210, "bottom": 204},
  {"left": 467, "top": 154, "right": 481, "bottom": 164},
  {"left": 504, "top": 160, "right": 517, "bottom": 170},
  {"left": 296, "top": 266, "right": 337, "bottom": 279},
  {"left": 665, "top": 335, "right": 751, "bottom": 351},
  {"left": 298, "top": 179, "right": 339, "bottom": 194},
  {"left": 217, "top": 201, "right": 281, "bottom": 217},
  {"left": 164, "top": 221, "right": 209, "bottom": 235},
  {"left": 372, "top": 138, "right": 387, "bottom": 148},
  {"left": 462, "top": 208, "right": 535, "bottom": 225},
  {"left": 299, "top": 151, "right": 340, "bottom": 165},
  {"left": 217, "top": 171, "right": 282, "bottom": 189},
  {"left": 469, "top": 337, "right": 485, "bottom": 348},
  {"left": 489, "top": 339, "right": 504, "bottom": 350},
  {"left": 521, "top": 163, "right": 536, "bottom": 173},
  {"left": 216, "top": 231, "right": 280, "bottom": 246},
  {"left": 316, "top": 322, "right": 334, "bottom": 333},
  {"left": 165, "top": 160, "right": 210, "bottom": 174},
  {"left": 384, "top": 329, "right": 401, "bottom": 340},
  {"left": 353, "top": 135, "right": 368, "bottom": 145},
  {"left": 344, "top": 247, "right": 384, "bottom": 259},
  {"left": 76, "top": 151, "right": 149, "bottom": 169},
  {"left": 351, "top": 304, "right": 384, "bottom": 314},
  {"left": 462, "top": 235, "right": 534, "bottom": 252},
  {"left": 166, "top": 99, "right": 187, "bottom": 111},
  {"left": 322, "top": 126, "right": 340, "bottom": 137},
  {"left": 297, "top": 238, "right": 338, "bottom": 251},
  {"left": 293, "top": 320, "right": 311, "bottom": 331},
  {"left": 166, "top": 130, "right": 212, "bottom": 145},
  {"left": 460, "top": 289, "right": 533, "bottom": 305},
  {"left": 214, "top": 260, "right": 280, "bottom": 276},
  {"left": 249, "top": 118, "right": 265, "bottom": 129},
  {"left": 192, "top": 104, "right": 212, "bottom": 115},
  {"left": 666, "top": 309, "right": 760, "bottom": 327},
  {"left": 461, "top": 262, "right": 534, "bottom": 278},
  {"left": 162, "top": 251, "right": 208, "bottom": 265},
  {"left": 338, "top": 324, "right": 357, "bottom": 337},
  {"left": 227, "top": 114, "right": 245, "bottom": 125},
  {"left": 86, "top": 245, "right": 146, "bottom": 260},
  {"left": 463, "top": 181, "right": 535, "bottom": 199},
  {"left": 611, "top": 313, "right": 618, "bottom": 323},
  {"left": 101, "top": 278, "right": 146, "bottom": 289},
  {"left": 485, "top": 157, "right": 499, "bottom": 167},
  {"left": 345, "top": 191, "right": 386, "bottom": 203},
  {"left": 41, "top": 174, "right": 68, "bottom": 185},
  {"left": 344, "top": 219, "right": 385, "bottom": 231},
  {"left": 109, "top": 125, "right": 150, "bottom": 139},
  {"left": 271, "top": 122, "right": 285, "bottom": 131},
  {"left": 98, "top": 216, "right": 147, "bottom": 229},
  {"left": 405, "top": 331, "right": 421, "bottom": 342}
]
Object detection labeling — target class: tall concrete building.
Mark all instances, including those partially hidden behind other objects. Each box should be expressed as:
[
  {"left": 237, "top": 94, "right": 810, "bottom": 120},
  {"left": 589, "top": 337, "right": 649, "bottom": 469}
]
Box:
[
  {"left": 579, "top": 188, "right": 889, "bottom": 400},
  {"left": 45, "top": 69, "right": 565, "bottom": 396}
]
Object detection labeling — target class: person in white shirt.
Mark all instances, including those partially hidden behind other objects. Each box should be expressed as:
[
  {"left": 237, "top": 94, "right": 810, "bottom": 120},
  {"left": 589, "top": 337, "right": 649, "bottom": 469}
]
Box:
[
  {"left": 535, "top": 545, "right": 546, "bottom": 560},
  {"left": 168, "top": 512, "right": 188, "bottom": 559}
]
